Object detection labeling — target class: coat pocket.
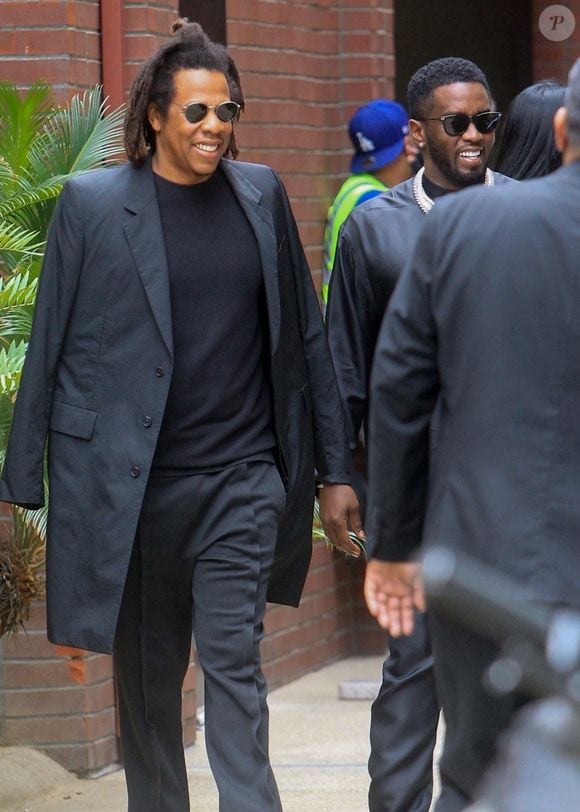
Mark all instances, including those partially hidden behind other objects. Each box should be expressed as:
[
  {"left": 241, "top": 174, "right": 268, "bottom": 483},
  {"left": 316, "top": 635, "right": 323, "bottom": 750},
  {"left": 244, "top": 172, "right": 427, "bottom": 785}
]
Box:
[{"left": 49, "top": 401, "right": 98, "bottom": 440}]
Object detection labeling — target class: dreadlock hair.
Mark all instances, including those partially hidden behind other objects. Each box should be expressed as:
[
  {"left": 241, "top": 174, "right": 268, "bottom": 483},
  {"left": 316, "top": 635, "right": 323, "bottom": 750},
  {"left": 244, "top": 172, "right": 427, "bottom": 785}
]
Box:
[
  {"left": 407, "top": 57, "right": 491, "bottom": 120},
  {"left": 124, "top": 19, "right": 244, "bottom": 166}
]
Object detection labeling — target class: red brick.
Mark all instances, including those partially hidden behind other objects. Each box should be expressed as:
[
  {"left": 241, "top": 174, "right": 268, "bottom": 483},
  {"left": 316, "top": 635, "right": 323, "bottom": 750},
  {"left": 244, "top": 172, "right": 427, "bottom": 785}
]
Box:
[
  {"left": 41, "top": 734, "right": 121, "bottom": 774},
  {"left": 0, "top": 2, "right": 69, "bottom": 27}
]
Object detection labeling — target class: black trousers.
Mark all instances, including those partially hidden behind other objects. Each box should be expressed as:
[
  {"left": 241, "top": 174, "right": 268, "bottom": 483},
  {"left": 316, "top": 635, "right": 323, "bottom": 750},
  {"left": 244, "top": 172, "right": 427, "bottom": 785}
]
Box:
[
  {"left": 113, "top": 462, "right": 286, "bottom": 812},
  {"left": 368, "top": 612, "right": 440, "bottom": 812},
  {"left": 429, "top": 611, "right": 527, "bottom": 812}
]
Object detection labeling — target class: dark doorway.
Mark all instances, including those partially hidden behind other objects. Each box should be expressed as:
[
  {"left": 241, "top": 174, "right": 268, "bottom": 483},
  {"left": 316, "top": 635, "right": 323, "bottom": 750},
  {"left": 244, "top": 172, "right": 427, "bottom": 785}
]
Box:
[
  {"left": 394, "top": 1, "right": 532, "bottom": 116},
  {"left": 179, "top": 0, "right": 227, "bottom": 44}
]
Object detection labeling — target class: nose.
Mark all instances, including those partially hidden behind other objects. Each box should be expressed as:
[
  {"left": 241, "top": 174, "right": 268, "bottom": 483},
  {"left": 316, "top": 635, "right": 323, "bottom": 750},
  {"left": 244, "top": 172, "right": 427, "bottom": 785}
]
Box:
[
  {"left": 200, "top": 108, "right": 227, "bottom": 131},
  {"left": 462, "top": 121, "right": 481, "bottom": 141}
]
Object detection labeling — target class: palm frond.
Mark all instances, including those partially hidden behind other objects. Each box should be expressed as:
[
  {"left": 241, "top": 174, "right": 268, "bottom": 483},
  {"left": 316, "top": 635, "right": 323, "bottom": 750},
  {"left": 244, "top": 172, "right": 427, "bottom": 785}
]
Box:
[
  {"left": 0, "top": 270, "right": 38, "bottom": 306},
  {"left": 0, "top": 82, "right": 53, "bottom": 179},
  {"left": 0, "top": 271, "right": 37, "bottom": 342},
  {"left": 0, "top": 393, "right": 16, "bottom": 461},
  {"left": 0, "top": 156, "right": 18, "bottom": 192},
  {"left": 0, "top": 220, "right": 42, "bottom": 253},
  {"left": 0, "top": 309, "right": 34, "bottom": 342},
  {"left": 12, "top": 504, "right": 48, "bottom": 570},
  {"left": 28, "top": 87, "right": 125, "bottom": 181},
  {"left": 0, "top": 339, "right": 27, "bottom": 394},
  {"left": 0, "top": 182, "right": 64, "bottom": 221}
]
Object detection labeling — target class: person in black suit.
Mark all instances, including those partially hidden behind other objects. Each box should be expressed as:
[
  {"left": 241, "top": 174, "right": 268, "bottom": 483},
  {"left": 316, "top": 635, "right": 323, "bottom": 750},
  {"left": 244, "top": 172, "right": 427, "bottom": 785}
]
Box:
[
  {"left": 365, "top": 58, "right": 580, "bottom": 812},
  {"left": 326, "top": 57, "right": 509, "bottom": 812},
  {"left": 0, "top": 20, "right": 362, "bottom": 812}
]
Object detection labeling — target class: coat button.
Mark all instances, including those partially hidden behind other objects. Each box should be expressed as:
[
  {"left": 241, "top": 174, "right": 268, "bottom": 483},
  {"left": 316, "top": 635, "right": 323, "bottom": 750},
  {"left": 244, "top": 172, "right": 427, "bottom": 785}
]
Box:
[
  {"left": 143, "top": 416, "right": 152, "bottom": 428},
  {"left": 130, "top": 466, "right": 141, "bottom": 478},
  {"left": 154, "top": 366, "right": 164, "bottom": 377}
]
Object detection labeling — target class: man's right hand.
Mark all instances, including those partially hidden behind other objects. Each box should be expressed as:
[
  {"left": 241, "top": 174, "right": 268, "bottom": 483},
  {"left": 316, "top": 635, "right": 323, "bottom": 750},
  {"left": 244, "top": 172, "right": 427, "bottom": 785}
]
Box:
[{"left": 364, "top": 560, "right": 425, "bottom": 636}]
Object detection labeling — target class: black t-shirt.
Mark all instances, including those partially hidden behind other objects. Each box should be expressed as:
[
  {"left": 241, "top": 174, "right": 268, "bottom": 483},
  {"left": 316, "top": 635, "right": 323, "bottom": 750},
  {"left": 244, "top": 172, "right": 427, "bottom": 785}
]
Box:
[
  {"left": 151, "top": 168, "right": 275, "bottom": 473},
  {"left": 422, "top": 174, "right": 456, "bottom": 200}
]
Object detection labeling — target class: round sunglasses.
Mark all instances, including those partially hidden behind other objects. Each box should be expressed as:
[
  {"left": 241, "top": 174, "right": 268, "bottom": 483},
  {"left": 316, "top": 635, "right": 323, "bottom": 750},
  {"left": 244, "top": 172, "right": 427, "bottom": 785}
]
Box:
[
  {"left": 173, "top": 100, "right": 241, "bottom": 124},
  {"left": 421, "top": 111, "right": 502, "bottom": 137}
]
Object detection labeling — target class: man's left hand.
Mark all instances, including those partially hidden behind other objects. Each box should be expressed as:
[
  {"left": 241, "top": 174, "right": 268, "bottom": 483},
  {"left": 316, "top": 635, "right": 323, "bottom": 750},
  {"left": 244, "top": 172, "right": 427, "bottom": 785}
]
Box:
[{"left": 318, "top": 484, "right": 363, "bottom": 558}]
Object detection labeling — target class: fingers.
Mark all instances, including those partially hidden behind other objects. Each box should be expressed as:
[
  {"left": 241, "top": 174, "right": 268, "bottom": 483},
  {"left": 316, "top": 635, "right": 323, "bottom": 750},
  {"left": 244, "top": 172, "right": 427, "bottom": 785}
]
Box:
[
  {"left": 363, "top": 560, "right": 420, "bottom": 636},
  {"left": 318, "top": 485, "right": 363, "bottom": 558},
  {"left": 349, "top": 504, "right": 364, "bottom": 538},
  {"left": 364, "top": 573, "right": 389, "bottom": 627},
  {"left": 330, "top": 529, "right": 362, "bottom": 558}
]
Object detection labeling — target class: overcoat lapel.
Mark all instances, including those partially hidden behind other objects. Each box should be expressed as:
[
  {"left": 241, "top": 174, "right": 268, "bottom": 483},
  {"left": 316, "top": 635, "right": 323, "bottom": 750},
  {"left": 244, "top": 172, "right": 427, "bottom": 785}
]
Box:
[
  {"left": 121, "top": 159, "right": 283, "bottom": 359},
  {"left": 221, "top": 160, "right": 281, "bottom": 356},
  {"left": 123, "top": 163, "right": 174, "bottom": 359}
]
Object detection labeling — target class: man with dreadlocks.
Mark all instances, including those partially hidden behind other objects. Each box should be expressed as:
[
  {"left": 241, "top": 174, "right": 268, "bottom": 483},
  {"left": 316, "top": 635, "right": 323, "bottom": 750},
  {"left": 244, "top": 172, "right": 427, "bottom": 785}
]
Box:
[{"left": 0, "top": 20, "right": 361, "bottom": 811}]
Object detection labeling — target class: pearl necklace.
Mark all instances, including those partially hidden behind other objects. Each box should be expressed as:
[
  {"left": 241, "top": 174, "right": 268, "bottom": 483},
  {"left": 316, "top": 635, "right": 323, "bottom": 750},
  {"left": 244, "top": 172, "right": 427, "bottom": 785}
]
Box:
[{"left": 412, "top": 166, "right": 495, "bottom": 214}]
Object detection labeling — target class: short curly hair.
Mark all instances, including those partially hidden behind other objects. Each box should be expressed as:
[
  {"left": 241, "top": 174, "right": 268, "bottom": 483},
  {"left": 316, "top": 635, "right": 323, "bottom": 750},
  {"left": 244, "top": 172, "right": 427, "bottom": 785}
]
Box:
[
  {"left": 407, "top": 57, "right": 491, "bottom": 120},
  {"left": 124, "top": 19, "right": 245, "bottom": 166}
]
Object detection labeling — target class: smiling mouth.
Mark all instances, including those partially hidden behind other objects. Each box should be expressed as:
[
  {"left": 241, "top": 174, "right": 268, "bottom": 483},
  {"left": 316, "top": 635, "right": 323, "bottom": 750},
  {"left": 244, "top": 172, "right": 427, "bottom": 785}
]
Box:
[
  {"left": 193, "top": 143, "right": 220, "bottom": 154},
  {"left": 458, "top": 149, "right": 483, "bottom": 162}
]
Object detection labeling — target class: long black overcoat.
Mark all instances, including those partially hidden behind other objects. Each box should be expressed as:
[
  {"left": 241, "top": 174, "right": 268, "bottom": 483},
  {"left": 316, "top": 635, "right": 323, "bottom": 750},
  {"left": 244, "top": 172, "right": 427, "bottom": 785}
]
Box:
[{"left": 0, "top": 158, "right": 351, "bottom": 653}]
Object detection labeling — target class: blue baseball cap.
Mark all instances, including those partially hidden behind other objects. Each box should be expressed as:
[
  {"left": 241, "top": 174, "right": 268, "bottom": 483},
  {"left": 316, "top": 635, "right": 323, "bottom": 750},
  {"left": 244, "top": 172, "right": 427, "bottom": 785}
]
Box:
[{"left": 348, "top": 99, "right": 409, "bottom": 173}]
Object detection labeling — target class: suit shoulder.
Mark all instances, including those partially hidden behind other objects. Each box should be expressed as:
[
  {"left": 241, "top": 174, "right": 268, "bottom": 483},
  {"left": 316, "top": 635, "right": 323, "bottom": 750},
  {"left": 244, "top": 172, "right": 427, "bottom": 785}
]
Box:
[
  {"left": 427, "top": 172, "right": 554, "bottom": 248},
  {"left": 492, "top": 171, "right": 516, "bottom": 186},
  {"left": 65, "top": 162, "right": 130, "bottom": 194},
  {"left": 343, "top": 177, "right": 420, "bottom": 237},
  {"left": 222, "top": 158, "right": 277, "bottom": 185}
]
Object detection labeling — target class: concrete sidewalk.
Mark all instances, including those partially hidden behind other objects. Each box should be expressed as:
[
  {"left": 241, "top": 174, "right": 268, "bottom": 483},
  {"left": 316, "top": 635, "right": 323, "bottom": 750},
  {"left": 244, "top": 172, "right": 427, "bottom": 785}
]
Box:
[{"left": 1, "top": 656, "right": 391, "bottom": 812}]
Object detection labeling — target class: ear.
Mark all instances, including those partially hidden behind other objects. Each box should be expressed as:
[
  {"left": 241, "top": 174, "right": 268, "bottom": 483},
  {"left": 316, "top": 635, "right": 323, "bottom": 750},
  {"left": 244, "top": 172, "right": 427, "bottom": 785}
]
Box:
[
  {"left": 553, "top": 106, "right": 568, "bottom": 154},
  {"left": 148, "top": 103, "right": 162, "bottom": 133},
  {"left": 409, "top": 118, "right": 426, "bottom": 149}
]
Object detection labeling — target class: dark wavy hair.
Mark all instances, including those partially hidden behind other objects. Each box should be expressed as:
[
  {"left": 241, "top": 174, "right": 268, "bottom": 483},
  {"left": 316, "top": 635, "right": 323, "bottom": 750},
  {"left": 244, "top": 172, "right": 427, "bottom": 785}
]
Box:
[
  {"left": 124, "top": 19, "right": 245, "bottom": 166},
  {"left": 407, "top": 57, "right": 491, "bottom": 120},
  {"left": 493, "top": 80, "right": 565, "bottom": 179}
]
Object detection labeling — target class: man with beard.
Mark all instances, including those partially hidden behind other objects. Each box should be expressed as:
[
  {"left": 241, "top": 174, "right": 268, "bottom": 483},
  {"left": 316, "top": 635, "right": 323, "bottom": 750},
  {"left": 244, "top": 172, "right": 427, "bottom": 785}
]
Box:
[{"left": 325, "top": 57, "right": 510, "bottom": 812}]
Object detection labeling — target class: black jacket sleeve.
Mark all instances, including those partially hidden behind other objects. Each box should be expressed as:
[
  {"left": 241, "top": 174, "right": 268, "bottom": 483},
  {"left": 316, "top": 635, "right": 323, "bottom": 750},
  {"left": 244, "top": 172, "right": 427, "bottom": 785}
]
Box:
[{"left": 366, "top": 213, "right": 440, "bottom": 561}]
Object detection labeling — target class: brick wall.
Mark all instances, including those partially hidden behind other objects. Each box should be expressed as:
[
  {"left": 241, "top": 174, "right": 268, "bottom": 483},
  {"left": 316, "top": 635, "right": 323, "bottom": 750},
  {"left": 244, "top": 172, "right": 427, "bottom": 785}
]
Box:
[
  {"left": 123, "top": 1, "right": 181, "bottom": 95},
  {"left": 531, "top": 0, "right": 580, "bottom": 82},
  {"left": 0, "top": 0, "right": 179, "bottom": 104},
  {"left": 0, "top": 544, "right": 374, "bottom": 772},
  {"left": 226, "top": 0, "right": 394, "bottom": 291},
  {"left": 263, "top": 542, "right": 386, "bottom": 690},
  {"left": 0, "top": 0, "right": 101, "bottom": 102},
  {"left": 0, "top": 601, "right": 197, "bottom": 773}
]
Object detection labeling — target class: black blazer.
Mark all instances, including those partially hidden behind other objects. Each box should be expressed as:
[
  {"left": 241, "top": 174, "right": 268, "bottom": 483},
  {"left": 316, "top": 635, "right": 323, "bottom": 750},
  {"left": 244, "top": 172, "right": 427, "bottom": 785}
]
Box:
[
  {"left": 367, "top": 161, "right": 580, "bottom": 609},
  {"left": 0, "top": 158, "right": 351, "bottom": 653}
]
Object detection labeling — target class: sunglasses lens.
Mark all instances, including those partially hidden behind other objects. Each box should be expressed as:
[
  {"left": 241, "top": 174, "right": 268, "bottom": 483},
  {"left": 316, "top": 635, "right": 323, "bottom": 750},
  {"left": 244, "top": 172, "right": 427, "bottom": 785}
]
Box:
[
  {"left": 442, "top": 112, "right": 501, "bottom": 136},
  {"left": 444, "top": 114, "right": 470, "bottom": 136},
  {"left": 475, "top": 112, "right": 501, "bottom": 133},
  {"left": 216, "top": 102, "right": 240, "bottom": 122},
  {"left": 184, "top": 103, "right": 208, "bottom": 123}
]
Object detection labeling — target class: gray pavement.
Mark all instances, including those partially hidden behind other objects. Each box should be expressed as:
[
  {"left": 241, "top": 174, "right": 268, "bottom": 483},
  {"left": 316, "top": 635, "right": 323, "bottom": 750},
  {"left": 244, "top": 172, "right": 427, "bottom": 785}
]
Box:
[{"left": 2, "top": 655, "right": 427, "bottom": 812}]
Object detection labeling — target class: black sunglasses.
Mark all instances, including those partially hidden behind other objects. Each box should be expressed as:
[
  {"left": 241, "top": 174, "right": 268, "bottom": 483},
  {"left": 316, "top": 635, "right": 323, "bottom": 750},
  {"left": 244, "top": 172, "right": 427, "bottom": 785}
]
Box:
[
  {"left": 174, "top": 100, "right": 241, "bottom": 124},
  {"left": 422, "top": 111, "right": 502, "bottom": 137}
]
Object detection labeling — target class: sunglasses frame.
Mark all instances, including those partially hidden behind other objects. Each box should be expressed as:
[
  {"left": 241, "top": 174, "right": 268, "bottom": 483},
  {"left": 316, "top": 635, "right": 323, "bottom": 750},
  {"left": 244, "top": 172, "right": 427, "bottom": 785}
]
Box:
[
  {"left": 421, "top": 111, "right": 502, "bottom": 137},
  {"left": 174, "top": 100, "right": 241, "bottom": 124}
]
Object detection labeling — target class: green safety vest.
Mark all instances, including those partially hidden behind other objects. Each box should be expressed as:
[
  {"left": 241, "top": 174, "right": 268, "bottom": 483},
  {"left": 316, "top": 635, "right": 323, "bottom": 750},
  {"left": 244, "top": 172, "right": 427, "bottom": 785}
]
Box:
[{"left": 322, "top": 173, "right": 387, "bottom": 306}]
